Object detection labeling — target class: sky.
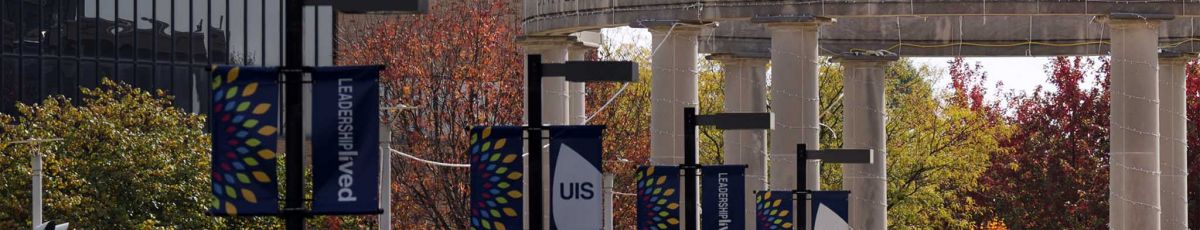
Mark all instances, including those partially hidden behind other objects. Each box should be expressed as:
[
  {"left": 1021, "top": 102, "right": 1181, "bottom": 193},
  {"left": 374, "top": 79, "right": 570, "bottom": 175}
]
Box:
[{"left": 601, "top": 27, "right": 1059, "bottom": 97}]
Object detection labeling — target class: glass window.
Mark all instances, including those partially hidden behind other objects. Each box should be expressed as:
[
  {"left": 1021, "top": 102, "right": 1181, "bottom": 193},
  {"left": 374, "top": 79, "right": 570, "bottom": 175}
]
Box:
[
  {"left": 42, "top": 60, "right": 61, "bottom": 97},
  {"left": 172, "top": 65, "right": 193, "bottom": 111},
  {"left": 22, "top": 59, "right": 40, "bottom": 102},
  {"left": 1, "top": 59, "right": 19, "bottom": 114},
  {"left": 61, "top": 59, "right": 79, "bottom": 100}
]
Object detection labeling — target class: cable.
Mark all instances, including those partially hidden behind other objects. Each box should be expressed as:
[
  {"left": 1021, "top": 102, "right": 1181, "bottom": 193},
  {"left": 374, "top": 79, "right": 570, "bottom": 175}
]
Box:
[{"left": 389, "top": 148, "right": 470, "bottom": 168}]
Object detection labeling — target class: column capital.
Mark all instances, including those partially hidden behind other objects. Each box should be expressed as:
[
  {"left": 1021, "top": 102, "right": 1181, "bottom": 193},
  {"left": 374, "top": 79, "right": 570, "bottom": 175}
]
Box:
[
  {"left": 751, "top": 15, "right": 834, "bottom": 30},
  {"left": 1099, "top": 12, "right": 1173, "bottom": 28},
  {"left": 1158, "top": 49, "right": 1195, "bottom": 64},
  {"left": 706, "top": 52, "right": 770, "bottom": 65},
  {"left": 630, "top": 19, "right": 713, "bottom": 32},
  {"left": 516, "top": 35, "right": 577, "bottom": 48}
]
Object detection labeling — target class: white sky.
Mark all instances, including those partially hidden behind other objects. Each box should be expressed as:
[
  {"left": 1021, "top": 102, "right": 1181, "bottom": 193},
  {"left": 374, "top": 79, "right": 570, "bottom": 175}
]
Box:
[{"left": 602, "top": 27, "right": 1057, "bottom": 97}]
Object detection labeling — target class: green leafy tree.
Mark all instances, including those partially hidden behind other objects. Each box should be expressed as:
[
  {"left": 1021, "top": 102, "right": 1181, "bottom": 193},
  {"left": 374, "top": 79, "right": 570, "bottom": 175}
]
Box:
[
  {"left": 0, "top": 79, "right": 278, "bottom": 229},
  {"left": 819, "top": 58, "right": 1009, "bottom": 228}
]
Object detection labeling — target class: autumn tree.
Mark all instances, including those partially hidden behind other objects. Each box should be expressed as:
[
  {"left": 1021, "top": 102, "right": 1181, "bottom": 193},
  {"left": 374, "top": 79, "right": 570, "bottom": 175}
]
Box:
[
  {"left": 818, "top": 58, "right": 1009, "bottom": 228},
  {"left": 974, "top": 56, "right": 1112, "bottom": 228},
  {"left": 336, "top": 0, "right": 524, "bottom": 228}
]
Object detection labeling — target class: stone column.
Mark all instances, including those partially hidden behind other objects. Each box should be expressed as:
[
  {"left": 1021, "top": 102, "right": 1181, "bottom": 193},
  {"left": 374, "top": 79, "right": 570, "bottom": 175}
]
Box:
[
  {"left": 1158, "top": 51, "right": 1189, "bottom": 230},
  {"left": 568, "top": 44, "right": 593, "bottom": 125},
  {"left": 635, "top": 21, "right": 704, "bottom": 165},
  {"left": 518, "top": 35, "right": 575, "bottom": 229},
  {"left": 709, "top": 53, "right": 770, "bottom": 230},
  {"left": 1104, "top": 13, "right": 1171, "bottom": 230},
  {"left": 754, "top": 16, "right": 833, "bottom": 192},
  {"left": 834, "top": 54, "right": 896, "bottom": 230}
]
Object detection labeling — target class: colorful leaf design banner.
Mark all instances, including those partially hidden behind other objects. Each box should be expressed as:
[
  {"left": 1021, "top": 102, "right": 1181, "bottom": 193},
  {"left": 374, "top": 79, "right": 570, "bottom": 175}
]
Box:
[
  {"left": 468, "top": 126, "right": 524, "bottom": 230},
  {"left": 209, "top": 66, "right": 279, "bottom": 216},
  {"left": 756, "top": 191, "right": 794, "bottom": 230},
  {"left": 702, "top": 165, "right": 747, "bottom": 230},
  {"left": 636, "top": 165, "right": 681, "bottom": 230},
  {"left": 311, "top": 66, "right": 382, "bottom": 214},
  {"left": 810, "top": 191, "right": 850, "bottom": 229},
  {"left": 549, "top": 125, "right": 605, "bottom": 230}
]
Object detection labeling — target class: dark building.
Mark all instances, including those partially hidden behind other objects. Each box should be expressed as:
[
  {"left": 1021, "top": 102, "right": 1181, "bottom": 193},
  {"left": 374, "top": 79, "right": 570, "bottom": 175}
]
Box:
[{"left": 1, "top": 0, "right": 333, "bottom": 115}]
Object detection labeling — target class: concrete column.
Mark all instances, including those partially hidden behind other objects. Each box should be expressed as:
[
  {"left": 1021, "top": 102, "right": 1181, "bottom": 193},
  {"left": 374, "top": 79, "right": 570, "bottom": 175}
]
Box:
[
  {"left": 518, "top": 35, "right": 575, "bottom": 229},
  {"left": 637, "top": 21, "right": 703, "bottom": 165},
  {"left": 754, "top": 16, "right": 833, "bottom": 192},
  {"left": 709, "top": 53, "right": 770, "bottom": 230},
  {"left": 834, "top": 54, "right": 896, "bottom": 230},
  {"left": 1157, "top": 51, "right": 1189, "bottom": 230},
  {"left": 1104, "top": 13, "right": 1170, "bottom": 230},
  {"left": 568, "top": 45, "right": 592, "bottom": 125}
]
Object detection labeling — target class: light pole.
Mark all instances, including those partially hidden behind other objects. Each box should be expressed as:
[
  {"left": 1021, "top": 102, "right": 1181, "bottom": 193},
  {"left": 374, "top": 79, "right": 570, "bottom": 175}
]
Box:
[
  {"left": 681, "top": 107, "right": 773, "bottom": 229},
  {"left": 794, "top": 144, "right": 872, "bottom": 230},
  {"left": 526, "top": 54, "right": 637, "bottom": 229},
  {"left": 3, "top": 138, "right": 64, "bottom": 230},
  {"left": 379, "top": 105, "right": 419, "bottom": 230}
]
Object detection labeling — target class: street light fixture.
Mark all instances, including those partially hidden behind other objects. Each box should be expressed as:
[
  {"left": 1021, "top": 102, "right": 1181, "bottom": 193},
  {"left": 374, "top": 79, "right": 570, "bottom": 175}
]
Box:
[
  {"left": 682, "top": 107, "right": 774, "bottom": 229},
  {"left": 526, "top": 54, "right": 638, "bottom": 230},
  {"left": 3, "top": 138, "right": 64, "bottom": 230}
]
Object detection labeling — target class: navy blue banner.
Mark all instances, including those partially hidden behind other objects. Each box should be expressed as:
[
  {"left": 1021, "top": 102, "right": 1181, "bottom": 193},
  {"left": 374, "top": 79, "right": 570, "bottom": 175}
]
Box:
[
  {"left": 702, "top": 165, "right": 747, "bottom": 230},
  {"left": 311, "top": 66, "right": 382, "bottom": 214},
  {"left": 468, "top": 126, "right": 524, "bottom": 230},
  {"left": 755, "top": 191, "right": 794, "bottom": 230},
  {"left": 810, "top": 191, "right": 850, "bottom": 229},
  {"left": 209, "top": 66, "right": 280, "bottom": 216},
  {"left": 637, "top": 165, "right": 681, "bottom": 230},
  {"left": 549, "top": 126, "right": 605, "bottom": 230}
]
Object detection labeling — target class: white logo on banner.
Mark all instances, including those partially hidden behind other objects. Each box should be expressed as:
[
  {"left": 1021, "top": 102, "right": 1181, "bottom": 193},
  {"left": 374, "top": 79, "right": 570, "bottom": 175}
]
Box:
[
  {"left": 552, "top": 144, "right": 601, "bottom": 229},
  {"left": 814, "top": 204, "right": 849, "bottom": 230}
]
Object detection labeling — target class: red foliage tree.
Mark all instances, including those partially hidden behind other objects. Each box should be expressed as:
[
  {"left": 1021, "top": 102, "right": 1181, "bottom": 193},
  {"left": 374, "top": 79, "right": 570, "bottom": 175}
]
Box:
[
  {"left": 974, "top": 57, "right": 1112, "bottom": 228},
  {"left": 336, "top": 0, "right": 523, "bottom": 228},
  {"left": 1187, "top": 60, "right": 1200, "bottom": 229}
]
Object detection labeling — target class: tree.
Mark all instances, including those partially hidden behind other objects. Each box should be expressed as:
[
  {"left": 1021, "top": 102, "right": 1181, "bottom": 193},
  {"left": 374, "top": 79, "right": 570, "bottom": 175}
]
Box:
[
  {"left": 975, "top": 56, "right": 1111, "bottom": 228},
  {"left": 819, "top": 58, "right": 1008, "bottom": 228},
  {"left": 0, "top": 79, "right": 278, "bottom": 229},
  {"left": 336, "top": 0, "right": 523, "bottom": 228},
  {"left": 1186, "top": 60, "right": 1200, "bottom": 229}
]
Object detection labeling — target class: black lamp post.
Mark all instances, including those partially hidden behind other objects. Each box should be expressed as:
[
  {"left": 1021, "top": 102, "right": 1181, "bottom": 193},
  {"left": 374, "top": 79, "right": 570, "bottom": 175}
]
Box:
[
  {"left": 526, "top": 54, "right": 637, "bottom": 230},
  {"left": 794, "top": 144, "right": 873, "bottom": 230},
  {"left": 682, "top": 107, "right": 774, "bottom": 229}
]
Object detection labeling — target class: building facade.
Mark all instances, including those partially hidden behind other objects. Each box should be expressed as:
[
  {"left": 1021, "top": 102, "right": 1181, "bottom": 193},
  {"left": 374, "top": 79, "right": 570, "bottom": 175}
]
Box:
[{"left": 1, "top": 0, "right": 333, "bottom": 115}]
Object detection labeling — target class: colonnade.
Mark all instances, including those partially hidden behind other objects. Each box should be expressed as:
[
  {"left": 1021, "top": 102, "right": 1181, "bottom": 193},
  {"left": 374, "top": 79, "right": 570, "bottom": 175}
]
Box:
[{"left": 519, "top": 13, "right": 1189, "bottom": 230}]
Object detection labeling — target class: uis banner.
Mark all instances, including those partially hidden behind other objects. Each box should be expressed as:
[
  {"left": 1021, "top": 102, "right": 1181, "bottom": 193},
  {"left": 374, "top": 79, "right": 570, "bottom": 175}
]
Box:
[
  {"left": 468, "top": 126, "right": 524, "bottom": 230},
  {"left": 810, "top": 191, "right": 850, "bottom": 230},
  {"left": 209, "top": 66, "right": 280, "bottom": 216},
  {"left": 755, "top": 191, "right": 794, "bottom": 230},
  {"left": 311, "top": 66, "right": 382, "bottom": 214},
  {"left": 549, "top": 125, "right": 605, "bottom": 230},
  {"left": 636, "top": 165, "right": 681, "bottom": 230},
  {"left": 701, "top": 165, "right": 747, "bottom": 230}
]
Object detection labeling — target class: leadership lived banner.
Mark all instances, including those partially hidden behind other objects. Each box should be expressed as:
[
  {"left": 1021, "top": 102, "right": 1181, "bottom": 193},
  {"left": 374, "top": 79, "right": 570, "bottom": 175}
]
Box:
[
  {"left": 311, "top": 66, "right": 382, "bottom": 214},
  {"left": 636, "top": 165, "right": 681, "bottom": 230},
  {"left": 468, "top": 126, "right": 525, "bottom": 230},
  {"left": 209, "top": 66, "right": 280, "bottom": 216},
  {"left": 549, "top": 125, "right": 605, "bottom": 230},
  {"left": 701, "top": 165, "right": 747, "bottom": 230}
]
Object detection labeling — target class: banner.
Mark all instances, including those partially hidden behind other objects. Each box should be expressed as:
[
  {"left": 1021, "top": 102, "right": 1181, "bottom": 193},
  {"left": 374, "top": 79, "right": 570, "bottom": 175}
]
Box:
[
  {"left": 209, "top": 66, "right": 279, "bottom": 215},
  {"left": 312, "top": 66, "right": 382, "bottom": 214},
  {"left": 755, "top": 191, "right": 794, "bottom": 230},
  {"left": 468, "top": 126, "right": 524, "bottom": 230},
  {"left": 810, "top": 191, "right": 850, "bottom": 230},
  {"left": 636, "top": 165, "right": 681, "bottom": 230},
  {"left": 702, "top": 165, "right": 747, "bottom": 230},
  {"left": 549, "top": 126, "right": 605, "bottom": 230}
]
